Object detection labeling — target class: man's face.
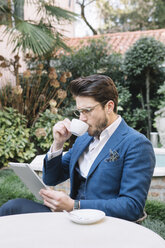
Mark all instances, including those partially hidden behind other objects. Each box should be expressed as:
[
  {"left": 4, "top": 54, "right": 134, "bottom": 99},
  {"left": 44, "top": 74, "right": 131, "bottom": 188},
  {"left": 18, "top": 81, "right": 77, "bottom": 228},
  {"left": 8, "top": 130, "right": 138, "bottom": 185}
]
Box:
[{"left": 75, "top": 96, "right": 109, "bottom": 137}]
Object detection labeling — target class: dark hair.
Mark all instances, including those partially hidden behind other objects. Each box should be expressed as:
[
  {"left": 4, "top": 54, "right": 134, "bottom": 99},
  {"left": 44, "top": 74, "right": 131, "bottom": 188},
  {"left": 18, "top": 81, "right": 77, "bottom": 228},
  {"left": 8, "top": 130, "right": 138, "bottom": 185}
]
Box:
[{"left": 69, "top": 74, "right": 118, "bottom": 113}]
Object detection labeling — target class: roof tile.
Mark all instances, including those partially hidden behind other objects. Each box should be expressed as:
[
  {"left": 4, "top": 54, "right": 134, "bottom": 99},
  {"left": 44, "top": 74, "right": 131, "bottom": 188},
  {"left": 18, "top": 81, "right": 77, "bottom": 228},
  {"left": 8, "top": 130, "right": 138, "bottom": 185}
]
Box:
[{"left": 65, "top": 29, "right": 165, "bottom": 54}]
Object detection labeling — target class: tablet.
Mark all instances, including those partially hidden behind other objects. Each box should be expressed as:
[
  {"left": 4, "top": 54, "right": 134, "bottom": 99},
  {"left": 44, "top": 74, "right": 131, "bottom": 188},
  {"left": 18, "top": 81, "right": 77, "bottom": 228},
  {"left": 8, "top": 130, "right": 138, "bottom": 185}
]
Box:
[{"left": 9, "top": 162, "right": 47, "bottom": 201}]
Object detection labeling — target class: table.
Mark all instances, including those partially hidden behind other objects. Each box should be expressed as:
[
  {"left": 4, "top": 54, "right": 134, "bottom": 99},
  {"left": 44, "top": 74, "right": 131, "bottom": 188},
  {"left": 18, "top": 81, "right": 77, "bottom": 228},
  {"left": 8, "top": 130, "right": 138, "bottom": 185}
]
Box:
[{"left": 0, "top": 213, "right": 165, "bottom": 248}]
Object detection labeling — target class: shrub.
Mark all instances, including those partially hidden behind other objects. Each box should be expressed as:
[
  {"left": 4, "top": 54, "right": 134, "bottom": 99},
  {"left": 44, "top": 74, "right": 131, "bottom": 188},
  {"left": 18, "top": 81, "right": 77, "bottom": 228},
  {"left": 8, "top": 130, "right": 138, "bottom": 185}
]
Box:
[
  {"left": 0, "top": 54, "right": 72, "bottom": 127},
  {"left": 142, "top": 217, "right": 165, "bottom": 239},
  {"left": 145, "top": 200, "right": 165, "bottom": 223},
  {"left": 58, "top": 38, "right": 110, "bottom": 79},
  {"left": 0, "top": 107, "right": 36, "bottom": 168},
  {"left": 30, "top": 109, "right": 69, "bottom": 153},
  {"left": 123, "top": 37, "right": 165, "bottom": 137}
]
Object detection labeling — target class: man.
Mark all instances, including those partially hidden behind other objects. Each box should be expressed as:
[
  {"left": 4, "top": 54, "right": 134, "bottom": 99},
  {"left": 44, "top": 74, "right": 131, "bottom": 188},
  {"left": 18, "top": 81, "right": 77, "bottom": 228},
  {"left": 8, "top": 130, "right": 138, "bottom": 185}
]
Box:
[{"left": 0, "top": 75, "right": 155, "bottom": 221}]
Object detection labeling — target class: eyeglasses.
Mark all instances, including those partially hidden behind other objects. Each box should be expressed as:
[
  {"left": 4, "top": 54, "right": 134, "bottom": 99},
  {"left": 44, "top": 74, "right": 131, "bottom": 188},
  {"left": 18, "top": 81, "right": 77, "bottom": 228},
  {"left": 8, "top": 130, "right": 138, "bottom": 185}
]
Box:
[{"left": 74, "top": 103, "right": 102, "bottom": 117}]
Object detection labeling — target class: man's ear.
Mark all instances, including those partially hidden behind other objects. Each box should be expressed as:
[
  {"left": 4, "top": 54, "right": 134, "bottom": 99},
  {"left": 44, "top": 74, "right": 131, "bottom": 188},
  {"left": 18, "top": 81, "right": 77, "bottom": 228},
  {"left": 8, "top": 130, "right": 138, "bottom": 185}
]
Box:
[{"left": 106, "top": 100, "right": 114, "bottom": 113}]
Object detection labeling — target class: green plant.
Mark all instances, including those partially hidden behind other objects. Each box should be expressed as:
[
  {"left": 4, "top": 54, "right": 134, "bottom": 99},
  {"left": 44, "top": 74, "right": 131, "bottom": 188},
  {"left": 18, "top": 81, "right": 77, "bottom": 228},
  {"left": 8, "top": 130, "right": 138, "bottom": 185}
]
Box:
[
  {"left": 0, "top": 56, "right": 72, "bottom": 126},
  {"left": 142, "top": 217, "right": 165, "bottom": 239},
  {"left": 141, "top": 200, "right": 165, "bottom": 239},
  {"left": 0, "top": 107, "right": 36, "bottom": 168},
  {"left": 123, "top": 108, "right": 148, "bottom": 133},
  {"left": 123, "top": 37, "right": 165, "bottom": 138},
  {"left": 157, "top": 81, "right": 165, "bottom": 109},
  {"left": 58, "top": 38, "right": 111, "bottom": 79},
  {"left": 145, "top": 200, "right": 165, "bottom": 223},
  {"left": 30, "top": 109, "right": 68, "bottom": 153}
]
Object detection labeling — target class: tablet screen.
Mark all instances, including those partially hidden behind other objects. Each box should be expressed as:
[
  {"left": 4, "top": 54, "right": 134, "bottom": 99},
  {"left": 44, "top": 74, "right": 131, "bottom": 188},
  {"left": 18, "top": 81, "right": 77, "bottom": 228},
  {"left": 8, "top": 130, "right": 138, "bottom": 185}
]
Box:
[{"left": 9, "top": 162, "right": 47, "bottom": 201}]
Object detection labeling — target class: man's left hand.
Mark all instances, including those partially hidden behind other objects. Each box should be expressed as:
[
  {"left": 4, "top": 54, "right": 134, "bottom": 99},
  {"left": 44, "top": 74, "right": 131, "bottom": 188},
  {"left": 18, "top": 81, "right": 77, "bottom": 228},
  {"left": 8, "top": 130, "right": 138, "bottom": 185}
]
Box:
[{"left": 39, "top": 189, "right": 74, "bottom": 212}]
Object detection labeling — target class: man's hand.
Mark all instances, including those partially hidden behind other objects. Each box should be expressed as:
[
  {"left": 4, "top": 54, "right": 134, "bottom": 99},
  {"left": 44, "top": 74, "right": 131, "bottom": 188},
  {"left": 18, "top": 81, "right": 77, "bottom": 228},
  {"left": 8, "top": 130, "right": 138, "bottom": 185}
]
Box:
[
  {"left": 52, "top": 118, "right": 72, "bottom": 151},
  {"left": 39, "top": 188, "right": 74, "bottom": 212}
]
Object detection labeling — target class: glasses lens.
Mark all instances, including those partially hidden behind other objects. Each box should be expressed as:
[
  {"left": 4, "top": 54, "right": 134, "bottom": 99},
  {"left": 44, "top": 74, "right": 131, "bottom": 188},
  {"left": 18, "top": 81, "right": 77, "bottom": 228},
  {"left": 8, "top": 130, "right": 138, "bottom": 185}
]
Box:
[{"left": 74, "top": 110, "right": 80, "bottom": 117}]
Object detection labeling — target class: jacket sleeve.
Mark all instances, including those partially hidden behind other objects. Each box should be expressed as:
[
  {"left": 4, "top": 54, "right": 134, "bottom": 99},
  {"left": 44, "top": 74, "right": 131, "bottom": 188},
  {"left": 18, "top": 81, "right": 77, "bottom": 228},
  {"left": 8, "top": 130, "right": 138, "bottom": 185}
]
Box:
[{"left": 42, "top": 149, "right": 72, "bottom": 186}]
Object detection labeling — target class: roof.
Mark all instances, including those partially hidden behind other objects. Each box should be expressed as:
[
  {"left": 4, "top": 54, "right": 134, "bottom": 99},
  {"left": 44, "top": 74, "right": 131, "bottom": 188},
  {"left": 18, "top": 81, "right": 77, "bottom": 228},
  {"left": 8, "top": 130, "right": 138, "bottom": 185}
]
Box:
[{"left": 65, "top": 29, "right": 165, "bottom": 54}]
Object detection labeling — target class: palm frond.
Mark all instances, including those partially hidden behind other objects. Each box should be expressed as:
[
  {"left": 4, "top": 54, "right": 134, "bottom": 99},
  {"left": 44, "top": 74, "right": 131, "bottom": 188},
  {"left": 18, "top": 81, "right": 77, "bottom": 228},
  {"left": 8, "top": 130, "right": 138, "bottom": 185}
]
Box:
[
  {"left": 38, "top": 3, "right": 78, "bottom": 22},
  {"left": 54, "top": 32, "right": 71, "bottom": 52},
  {"left": 5, "top": 19, "right": 55, "bottom": 55},
  {"left": 1, "top": 0, "right": 74, "bottom": 55},
  {"left": 0, "top": 0, "right": 11, "bottom": 17}
]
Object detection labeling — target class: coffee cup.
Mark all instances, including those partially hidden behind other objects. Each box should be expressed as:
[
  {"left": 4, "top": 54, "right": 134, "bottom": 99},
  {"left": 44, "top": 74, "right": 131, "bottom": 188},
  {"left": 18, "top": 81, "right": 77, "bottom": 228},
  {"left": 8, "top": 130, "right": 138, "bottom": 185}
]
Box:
[{"left": 70, "top": 119, "right": 89, "bottom": 136}]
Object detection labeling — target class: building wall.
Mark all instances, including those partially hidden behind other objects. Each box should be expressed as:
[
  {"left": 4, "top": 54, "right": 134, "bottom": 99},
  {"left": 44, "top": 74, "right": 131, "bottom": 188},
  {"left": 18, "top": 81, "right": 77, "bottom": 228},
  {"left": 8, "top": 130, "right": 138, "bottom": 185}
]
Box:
[{"left": 148, "top": 176, "right": 165, "bottom": 201}]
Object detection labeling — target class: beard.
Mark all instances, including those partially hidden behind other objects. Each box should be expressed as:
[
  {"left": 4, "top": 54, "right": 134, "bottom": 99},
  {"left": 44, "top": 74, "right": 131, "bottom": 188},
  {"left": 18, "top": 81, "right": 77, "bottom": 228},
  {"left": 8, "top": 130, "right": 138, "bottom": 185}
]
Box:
[{"left": 88, "top": 115, "right": 108, "bottom": 137}]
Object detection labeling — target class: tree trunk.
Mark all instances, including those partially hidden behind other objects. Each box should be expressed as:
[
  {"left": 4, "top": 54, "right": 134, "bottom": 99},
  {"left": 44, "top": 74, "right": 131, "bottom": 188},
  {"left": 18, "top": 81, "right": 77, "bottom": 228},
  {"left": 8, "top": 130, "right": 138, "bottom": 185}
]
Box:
[
  {"left": 7, "top": 0, "right": 12, "bottom": 28},
  {"left": 140, "top": 88, "right": 145, "bottom": 110},
  {"left": 79, "top": 1, "right": 98, "bottom": 35},
  {"left": 146, "top": 69, "right": 152, "bottom": 138}
]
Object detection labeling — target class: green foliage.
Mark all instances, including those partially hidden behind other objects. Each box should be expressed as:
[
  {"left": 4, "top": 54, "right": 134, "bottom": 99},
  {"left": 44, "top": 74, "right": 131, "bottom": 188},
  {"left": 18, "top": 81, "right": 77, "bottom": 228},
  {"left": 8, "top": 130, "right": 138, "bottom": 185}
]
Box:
[
  {"left": 123, "top": 108, "right": 148, "bottom": 133},
  {"left": 96, "top": 0, "right": 165, "bottom": 33},
  {"left": 0, "top": 169, "right": 37, "bottom": 207},
  {"left": 99, "top": 52, "right": 124, "bottom": 84},
  {"left": 0, "top": 55, "right": 71, "bottom": 127},
  {"left": 142, "top": 216, "right": 165, "bottom": 239},
  {"left": 30, "top": 109, "right": 64, "bottom": 153},
  {"left": 58, "top": 38, "right": 111, "bottom": 79},
  {"left": 116, "top": 84, "right": 131, "bottom": 110},
  {"left": 123, "top": 37, "right": 165, "bottom": 76},
  {"left": 141, "top": 200, "right": 165, "bottom": 239},
  {"left": 154, "top": 0, "right": 165, "bottom": 28},
  {"left": 157, "top": 81, "right": 165, "bottom": 109},
  {"left": 123, "top": 37, "right": 165, "bottom": 136},
  {"left": 145, "top": 200, "right": 165, "bottom": 223},
  {"left": 0, "top": 107, "right": 36, "bottom": 168}
]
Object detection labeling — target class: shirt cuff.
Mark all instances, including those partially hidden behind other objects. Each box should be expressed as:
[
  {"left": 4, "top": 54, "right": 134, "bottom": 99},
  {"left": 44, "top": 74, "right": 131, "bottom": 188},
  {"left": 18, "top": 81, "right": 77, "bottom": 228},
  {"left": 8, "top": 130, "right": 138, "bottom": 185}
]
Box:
[{"left": 47, "top": 145, "right": 63, "bottom": 161}]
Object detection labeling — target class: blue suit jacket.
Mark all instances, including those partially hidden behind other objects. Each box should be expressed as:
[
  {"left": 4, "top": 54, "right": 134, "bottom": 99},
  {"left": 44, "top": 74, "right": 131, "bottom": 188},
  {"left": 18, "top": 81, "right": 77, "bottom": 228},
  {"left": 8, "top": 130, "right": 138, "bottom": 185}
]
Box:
[{"left": 43, "top": 119, "right": 155, "bottom": 221}]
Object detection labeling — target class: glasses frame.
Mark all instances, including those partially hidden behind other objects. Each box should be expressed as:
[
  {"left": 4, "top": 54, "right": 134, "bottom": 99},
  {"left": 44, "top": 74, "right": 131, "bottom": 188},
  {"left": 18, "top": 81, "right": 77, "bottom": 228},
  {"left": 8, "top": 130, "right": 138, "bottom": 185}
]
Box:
[{"left": 73, "top": 101, "right": 107, "bottom": 118}]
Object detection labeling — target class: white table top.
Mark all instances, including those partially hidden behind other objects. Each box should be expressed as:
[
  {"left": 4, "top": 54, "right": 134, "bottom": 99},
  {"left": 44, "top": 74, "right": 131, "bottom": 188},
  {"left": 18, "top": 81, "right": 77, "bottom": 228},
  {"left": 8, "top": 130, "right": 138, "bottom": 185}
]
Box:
[{"left": 0, "top": 212, "right": 165, "bottom": 248}]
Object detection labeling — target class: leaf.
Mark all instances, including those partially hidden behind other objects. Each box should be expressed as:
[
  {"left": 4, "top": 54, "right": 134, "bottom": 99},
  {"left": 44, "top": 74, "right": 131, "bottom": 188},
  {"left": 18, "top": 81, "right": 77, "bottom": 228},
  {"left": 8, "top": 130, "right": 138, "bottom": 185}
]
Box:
[{"left": 40, "top": 4, "right": 78, "bottom": 22}]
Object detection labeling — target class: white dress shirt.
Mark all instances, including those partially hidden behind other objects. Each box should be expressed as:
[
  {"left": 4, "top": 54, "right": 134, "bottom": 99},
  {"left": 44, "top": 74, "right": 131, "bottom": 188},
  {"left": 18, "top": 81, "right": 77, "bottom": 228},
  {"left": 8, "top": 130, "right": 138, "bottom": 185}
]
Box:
[{"left": 47, "top": 116, "right": 122, "bottom": 178}]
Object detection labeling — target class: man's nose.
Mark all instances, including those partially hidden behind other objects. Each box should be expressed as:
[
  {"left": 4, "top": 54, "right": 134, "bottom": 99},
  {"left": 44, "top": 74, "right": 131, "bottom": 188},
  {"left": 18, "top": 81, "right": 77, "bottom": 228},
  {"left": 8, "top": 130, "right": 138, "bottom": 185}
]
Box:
[{"left": 79, "top": 113, "right": 87, "bottom": 122}]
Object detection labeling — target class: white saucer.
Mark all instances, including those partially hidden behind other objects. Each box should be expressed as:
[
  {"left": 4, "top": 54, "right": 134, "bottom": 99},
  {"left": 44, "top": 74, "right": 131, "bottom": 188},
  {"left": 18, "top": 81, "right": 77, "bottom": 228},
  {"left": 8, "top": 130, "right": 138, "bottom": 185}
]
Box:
[{"left": 68, "top": 209, "right": 105, "bottom": 224}]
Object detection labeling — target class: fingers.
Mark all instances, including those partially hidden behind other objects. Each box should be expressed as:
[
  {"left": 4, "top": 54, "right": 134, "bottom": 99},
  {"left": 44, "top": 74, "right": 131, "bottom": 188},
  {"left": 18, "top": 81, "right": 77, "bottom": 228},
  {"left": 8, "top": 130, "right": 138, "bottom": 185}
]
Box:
[
  {"left": 52, "top": 118, "right": 72, "bottom": 150},
  {"left": 39, "top": 189, "right": 74, "bottom": 212},
  {"left": 53, "top": 119, "right": 71, "bottom": 140},
  {"left": 53, "top": 118, "right": 71, "bottom": 136},
  {"left": 44, "top": 199, "right": 57, "bottom": 211},
  {"left": 40, "top": 189, "right": 58, "bottom": 211}
]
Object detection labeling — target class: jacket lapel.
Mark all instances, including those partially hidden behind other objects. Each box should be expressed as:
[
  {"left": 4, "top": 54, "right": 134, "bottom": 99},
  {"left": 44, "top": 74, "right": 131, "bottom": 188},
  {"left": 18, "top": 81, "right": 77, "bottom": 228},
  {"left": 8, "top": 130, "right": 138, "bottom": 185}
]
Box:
[
  {"left": 70, "top": 134, "right": 93, "bottom": 177},
  {"left": 87, "top": 119, "right": 129, "bottom": 179}
]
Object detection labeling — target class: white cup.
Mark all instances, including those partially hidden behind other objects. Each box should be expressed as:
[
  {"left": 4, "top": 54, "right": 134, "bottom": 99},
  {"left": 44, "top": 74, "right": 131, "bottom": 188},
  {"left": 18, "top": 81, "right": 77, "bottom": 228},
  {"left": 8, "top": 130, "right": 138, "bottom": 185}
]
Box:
[{"left": 70, "top": 119, "right": 89, "bottom": 136}]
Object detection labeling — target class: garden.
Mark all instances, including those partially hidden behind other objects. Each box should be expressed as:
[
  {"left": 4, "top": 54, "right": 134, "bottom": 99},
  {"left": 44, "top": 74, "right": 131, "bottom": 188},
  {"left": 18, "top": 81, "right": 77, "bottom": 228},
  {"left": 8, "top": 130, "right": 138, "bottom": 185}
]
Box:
[
  {"left": 1, "top": 37, "right": 165, "bottom": 238},
  {"left": 0, "top": 0, "right": 165, "bottom": 240}
]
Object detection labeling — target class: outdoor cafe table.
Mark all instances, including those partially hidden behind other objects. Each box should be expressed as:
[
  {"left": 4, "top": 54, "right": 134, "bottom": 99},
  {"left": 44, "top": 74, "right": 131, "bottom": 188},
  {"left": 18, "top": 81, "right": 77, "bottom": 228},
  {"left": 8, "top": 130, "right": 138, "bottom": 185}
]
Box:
[{"left": 0, "top": 212, "right": 165, "bottom": 248}]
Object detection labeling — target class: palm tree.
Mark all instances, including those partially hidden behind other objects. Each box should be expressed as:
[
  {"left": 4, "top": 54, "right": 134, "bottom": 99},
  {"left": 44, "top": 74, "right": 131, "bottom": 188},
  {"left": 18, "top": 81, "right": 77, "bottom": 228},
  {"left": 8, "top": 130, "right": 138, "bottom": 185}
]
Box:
[{"left": 0, "top": 0, "right": 77, "bottom": 56}]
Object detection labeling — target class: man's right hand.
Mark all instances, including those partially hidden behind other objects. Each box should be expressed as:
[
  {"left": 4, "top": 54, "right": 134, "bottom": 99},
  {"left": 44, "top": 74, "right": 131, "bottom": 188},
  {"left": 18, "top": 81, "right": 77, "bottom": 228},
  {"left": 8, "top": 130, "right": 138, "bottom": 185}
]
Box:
[{"left": 51, "top": 118, "right": 72, "bottom": 152}]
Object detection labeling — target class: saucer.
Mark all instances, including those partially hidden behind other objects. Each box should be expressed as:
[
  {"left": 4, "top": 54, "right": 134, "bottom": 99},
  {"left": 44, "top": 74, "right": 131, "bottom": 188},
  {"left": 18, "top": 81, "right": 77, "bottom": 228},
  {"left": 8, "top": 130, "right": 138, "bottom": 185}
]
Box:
[{"left": 68, "top": 209, "right": 105, "bottom": 224}]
